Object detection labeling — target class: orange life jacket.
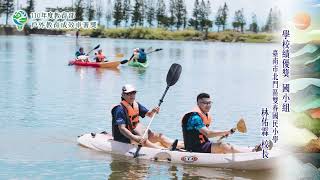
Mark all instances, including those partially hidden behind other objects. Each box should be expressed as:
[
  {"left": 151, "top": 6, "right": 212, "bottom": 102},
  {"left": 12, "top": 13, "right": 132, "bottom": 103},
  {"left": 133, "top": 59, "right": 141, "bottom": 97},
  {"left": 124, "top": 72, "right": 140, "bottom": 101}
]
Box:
[
  {"left": 182, "top": 106, "right": 213, "bottom": 151},
  {"left": 96, "top": 53, "right": 105, "bottom": 62},
  {"left": 120, "top": 100, "right": 140, "bottom": 130}
]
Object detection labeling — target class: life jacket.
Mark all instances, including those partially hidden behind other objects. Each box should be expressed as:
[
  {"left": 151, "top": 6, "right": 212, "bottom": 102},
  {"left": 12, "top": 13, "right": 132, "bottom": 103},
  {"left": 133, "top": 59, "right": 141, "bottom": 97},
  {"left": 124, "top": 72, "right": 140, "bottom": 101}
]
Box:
[
  {"left": 111, "top": 100, "right": 140, "bottom": 143},
  {"left": 138, "top": 49, "right": 147, "bottom": 63},
  {"left": 95, "top": 53, "right": 105, "bottom": 62},
  {"left": 181, "top": 106, "right": 213, "bottom": 152}
]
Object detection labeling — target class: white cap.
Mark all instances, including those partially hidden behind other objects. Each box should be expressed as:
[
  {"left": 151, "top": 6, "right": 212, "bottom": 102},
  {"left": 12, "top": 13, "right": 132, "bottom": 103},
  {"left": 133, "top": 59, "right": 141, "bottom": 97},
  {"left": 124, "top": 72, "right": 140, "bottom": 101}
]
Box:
[{"left": 122, "top": 84, "right": 137, "bottom": 93}]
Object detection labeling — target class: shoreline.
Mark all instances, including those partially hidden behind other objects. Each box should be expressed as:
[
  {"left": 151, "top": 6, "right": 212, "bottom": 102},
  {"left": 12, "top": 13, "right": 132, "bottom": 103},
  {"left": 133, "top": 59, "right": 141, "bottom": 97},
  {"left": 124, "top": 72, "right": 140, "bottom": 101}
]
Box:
[{"left": 0, "top": 26, "right": 279, "bottom": 43}]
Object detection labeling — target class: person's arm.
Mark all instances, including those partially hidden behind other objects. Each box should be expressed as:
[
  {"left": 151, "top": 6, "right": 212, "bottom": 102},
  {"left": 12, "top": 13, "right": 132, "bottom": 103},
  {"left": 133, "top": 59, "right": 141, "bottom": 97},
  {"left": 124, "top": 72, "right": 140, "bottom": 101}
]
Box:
[
  {"left": 118, "top": 124, "right": 144, "bottom": 143},
  {"left": 190, "top": 115, "right": 231, "bottom": 138},
  {"left": 199, "top": 127, "right": 230, "bottom": 138}
]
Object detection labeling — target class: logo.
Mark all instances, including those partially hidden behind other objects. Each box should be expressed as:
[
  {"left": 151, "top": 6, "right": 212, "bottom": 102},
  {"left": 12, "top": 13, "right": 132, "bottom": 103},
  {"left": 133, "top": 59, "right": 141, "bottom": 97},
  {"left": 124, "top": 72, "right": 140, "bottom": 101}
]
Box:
[
  {"left": 181, "top": 156, "right": 198, "bottom": 163},
  {"left": 12, "top": 10, "right": 28, "bottom": 31}
]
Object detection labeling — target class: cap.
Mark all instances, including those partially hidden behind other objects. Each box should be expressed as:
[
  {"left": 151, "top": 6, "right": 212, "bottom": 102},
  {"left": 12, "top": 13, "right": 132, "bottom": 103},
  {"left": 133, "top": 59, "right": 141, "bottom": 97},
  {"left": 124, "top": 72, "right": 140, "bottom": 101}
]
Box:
[{"left": 122, "top": 84, "right": 137, "bottom": 93}]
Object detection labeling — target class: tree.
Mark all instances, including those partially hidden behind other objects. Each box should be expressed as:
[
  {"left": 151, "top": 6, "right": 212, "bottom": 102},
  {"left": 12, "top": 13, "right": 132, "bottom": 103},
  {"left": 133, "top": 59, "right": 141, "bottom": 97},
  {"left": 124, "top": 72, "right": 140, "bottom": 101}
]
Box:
[
  {"left": 215, "top": 6, "right": 223, "bottom": 32},
  {"left": 183, "top": 4, "right": 187, "bottom": 29},
  {"left": 221, "top": 2, "right": 228, "bottom": 31},
  {"left": 232, "top": 9, "right": 245, "bottom": 32},
  {"left": 156, "top": 0, "right": 167, "bottom": 27},
  {"left": 1, "top": 0, "right": 15, "bottom": 25},
  {"left": 262, "top": 7, "right": 282, "bottom": 32},
  {"left": 249, "top": 13, "right": 259, "bottom": 33},
  {"left": 168, "top": 0, "right": 175, "bottom": 29},
  {"left": 74, "top": 0, "right": 85, "bottom": 21},
  {"left": 174, "top": 0, "right": 186, "bottom": 30},
  {"left": 113, "top": 0, "right": 122, "bottom": 27},
  {"left": 24, "top": 0, "right": 35, "bottom": 17},
  {"left": 145, "top": 0, "right": 155, "bottom": 27},
  {"left": 189, "top": 0, "right": 200, "bottom": 30},
  {"left": 96, "top": 0, "right": 103, "bottom": 25},
  {"left": 105, "top": 0, "right": 112, "bottom": 28},
  {"left": 198, "top": 0, "right": 212, "bottom": 31},
  {"left": 131, "top": 0, "right": 143, "bottom": 26},
  {"left": 86, "top": 0, "right": 95, "bottom": 21},
  {"left": 123, "top": 0, "right": 131, "bottom": 27}
]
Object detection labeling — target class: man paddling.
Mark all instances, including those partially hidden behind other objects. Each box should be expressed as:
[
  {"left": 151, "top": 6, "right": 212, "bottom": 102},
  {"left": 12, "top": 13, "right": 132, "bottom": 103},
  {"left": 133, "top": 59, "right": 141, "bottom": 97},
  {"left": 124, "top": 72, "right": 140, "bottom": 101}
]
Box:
[
  {"left": 75, "top": 47, "right": 89, "bottom": 62},
  {"left": 111, "top": 84, "right": 183, "bottom": 149},
  {"left": 182, "top": 93, "right": 270, "bottom": 153},
  {"left": 130, "top": 48, "right": 147, "bottom": 63}
]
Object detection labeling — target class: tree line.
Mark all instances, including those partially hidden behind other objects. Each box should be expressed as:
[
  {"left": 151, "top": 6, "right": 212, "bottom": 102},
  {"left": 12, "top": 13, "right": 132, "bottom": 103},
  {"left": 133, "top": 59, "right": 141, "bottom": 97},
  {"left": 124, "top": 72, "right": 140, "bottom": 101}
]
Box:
[{"left": 0, "top": 0, "right": 281, "bottom": 33}]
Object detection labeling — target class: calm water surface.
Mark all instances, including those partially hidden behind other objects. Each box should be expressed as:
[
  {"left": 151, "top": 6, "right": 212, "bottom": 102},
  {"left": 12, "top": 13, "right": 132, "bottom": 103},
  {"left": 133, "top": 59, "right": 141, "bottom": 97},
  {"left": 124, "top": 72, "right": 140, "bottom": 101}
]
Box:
[{"left": 0, "top": 35, "right": 278, "bottom": 179}]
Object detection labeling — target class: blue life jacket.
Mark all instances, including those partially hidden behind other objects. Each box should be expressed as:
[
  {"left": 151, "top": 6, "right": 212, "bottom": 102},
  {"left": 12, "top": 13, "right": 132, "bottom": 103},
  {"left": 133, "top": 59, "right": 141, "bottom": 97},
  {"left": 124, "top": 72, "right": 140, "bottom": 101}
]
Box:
[{"left": 138, "top": 49, "right": 147, "bottom": 63}]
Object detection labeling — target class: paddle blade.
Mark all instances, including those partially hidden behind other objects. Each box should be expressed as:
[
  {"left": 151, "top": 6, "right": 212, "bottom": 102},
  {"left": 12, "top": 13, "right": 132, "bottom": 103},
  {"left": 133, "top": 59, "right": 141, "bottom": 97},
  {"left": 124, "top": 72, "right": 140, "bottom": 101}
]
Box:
[
  {"left": 237, "top": 118, "right": 247, "bottom": 133},
  {"left": 116, "top": 53, "right": 124, "bottom": 58},
  {"left": 120, "top": 59, "right": 128, "bottom": 64},
  {"left": 166, "top": 63, "right": 182, "bottom": 86},
  {"left": 146, "top": 47, "right": 152, "bottom": 52},
  {"left": 94, "top": 44, "right": 100, "bottom": 50},
  {"left": 155, "top": 48, "right": 163, "bottom": 52}
]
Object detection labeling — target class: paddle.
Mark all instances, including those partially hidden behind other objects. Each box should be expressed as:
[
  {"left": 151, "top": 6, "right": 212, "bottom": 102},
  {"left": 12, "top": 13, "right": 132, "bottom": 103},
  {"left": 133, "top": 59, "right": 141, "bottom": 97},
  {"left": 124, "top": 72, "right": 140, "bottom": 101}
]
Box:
[
  {"left": 133, "top": 63, "right": 182, "bottom": 158},
  {"left": 146, "top": 48, "right": 163, "bottom": 55},
  {"left": 86, "top": 44, "right": 100, "bottom": 56},
  {"left": 217, "top": 118, "right": 247, "bottom": 142},
  {"left": 107, "top": 53, "right": 124, "bottom": 58}
]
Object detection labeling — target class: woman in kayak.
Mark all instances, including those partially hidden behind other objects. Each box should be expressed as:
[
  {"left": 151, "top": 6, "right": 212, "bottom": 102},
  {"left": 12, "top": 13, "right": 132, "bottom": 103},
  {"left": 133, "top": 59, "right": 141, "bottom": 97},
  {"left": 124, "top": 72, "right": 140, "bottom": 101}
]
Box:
[
  {"left": 111, "top": 84, "right": 183, "bottom": 149},
  {"left": 94, "top": 49, "right": 106, "bottom": 62},
  {"left": 182, "top": 93, "right": 267, "bottom": 153}
]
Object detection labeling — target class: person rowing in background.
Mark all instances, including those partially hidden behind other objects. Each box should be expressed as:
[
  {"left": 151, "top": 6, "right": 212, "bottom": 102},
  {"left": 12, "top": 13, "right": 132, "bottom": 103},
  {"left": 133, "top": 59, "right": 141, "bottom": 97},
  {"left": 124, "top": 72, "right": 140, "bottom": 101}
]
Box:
[{"left": 95, "top": 49, "right": 106, "bottom": 62}]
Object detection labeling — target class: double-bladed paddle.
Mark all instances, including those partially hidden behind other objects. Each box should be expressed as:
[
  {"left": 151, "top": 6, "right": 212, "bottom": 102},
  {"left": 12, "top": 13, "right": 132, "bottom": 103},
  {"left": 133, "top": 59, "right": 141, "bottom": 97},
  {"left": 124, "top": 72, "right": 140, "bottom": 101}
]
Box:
[
  {"left": 86, "top": 44, "right": 100, "bottom": 56},
  {"left": 133, "top": 63, "right": 182, "bottom": 158}
]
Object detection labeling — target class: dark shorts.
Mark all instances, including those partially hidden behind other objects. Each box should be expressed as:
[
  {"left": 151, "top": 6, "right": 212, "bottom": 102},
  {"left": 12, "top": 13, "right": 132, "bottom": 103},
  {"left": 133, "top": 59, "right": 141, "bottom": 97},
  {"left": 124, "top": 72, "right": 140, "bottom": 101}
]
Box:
[{"left": 200, "top": 141, "right": 212, "bottom": 153}]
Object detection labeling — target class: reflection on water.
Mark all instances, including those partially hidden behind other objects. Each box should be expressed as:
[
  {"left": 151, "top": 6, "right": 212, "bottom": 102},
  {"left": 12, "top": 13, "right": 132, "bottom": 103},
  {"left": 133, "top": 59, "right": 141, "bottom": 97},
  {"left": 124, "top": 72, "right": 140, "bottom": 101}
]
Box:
[{"left": 106, "top": 154, "right": 276, "bottom": 180}]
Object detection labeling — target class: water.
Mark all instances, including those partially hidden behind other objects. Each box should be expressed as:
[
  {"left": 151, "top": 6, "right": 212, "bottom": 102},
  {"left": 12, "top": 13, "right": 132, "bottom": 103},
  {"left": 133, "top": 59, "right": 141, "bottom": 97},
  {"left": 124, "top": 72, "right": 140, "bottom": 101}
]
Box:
[{"left": 0, "top": 35, "right": 277, "bottom": 179}]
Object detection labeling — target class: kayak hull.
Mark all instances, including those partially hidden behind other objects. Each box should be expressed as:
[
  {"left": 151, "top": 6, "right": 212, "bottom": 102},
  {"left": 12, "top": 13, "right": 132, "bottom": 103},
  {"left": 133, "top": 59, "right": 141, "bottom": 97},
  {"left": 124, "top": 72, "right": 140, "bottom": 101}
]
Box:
[
  {"left": 128, "top": 60, "right": 149, "bottom": 68},
  {"left": 77, "top": 132, "right": 284, "bottom": 170},
  {"left": 69, "top": 60, "right": 120, "bottom": 69}
]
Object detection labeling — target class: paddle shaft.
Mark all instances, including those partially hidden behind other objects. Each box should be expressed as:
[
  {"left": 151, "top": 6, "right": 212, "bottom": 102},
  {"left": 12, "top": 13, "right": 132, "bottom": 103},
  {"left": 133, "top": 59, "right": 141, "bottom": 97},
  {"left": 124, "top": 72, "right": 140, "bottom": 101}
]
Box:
[
  {"left": 133, "top": 86, "right": 169, "bottom": 158},
  {"left": 217, "top": 128, "right": 236, "bottom": 142}
]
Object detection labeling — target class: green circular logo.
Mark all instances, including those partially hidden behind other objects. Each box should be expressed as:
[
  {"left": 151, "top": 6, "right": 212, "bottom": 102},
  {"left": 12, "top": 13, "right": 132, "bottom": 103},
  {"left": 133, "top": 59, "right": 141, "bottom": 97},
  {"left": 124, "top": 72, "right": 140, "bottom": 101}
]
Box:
[{"left": 12, "top": 10, "right": 28, "bottom": 31}]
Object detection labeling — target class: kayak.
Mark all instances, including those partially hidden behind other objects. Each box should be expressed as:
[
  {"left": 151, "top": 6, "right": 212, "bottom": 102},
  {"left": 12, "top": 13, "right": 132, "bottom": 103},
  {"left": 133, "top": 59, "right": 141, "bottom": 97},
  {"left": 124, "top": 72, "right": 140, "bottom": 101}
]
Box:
[
  {"left": 77, "top": 132, "right": 284, "bottom": 170},
  {"left": 128, "top": 60, "right": 149, "bottom": 68},
  {"left": 68, "top": 60, "right": 121, "bottom": 69}
]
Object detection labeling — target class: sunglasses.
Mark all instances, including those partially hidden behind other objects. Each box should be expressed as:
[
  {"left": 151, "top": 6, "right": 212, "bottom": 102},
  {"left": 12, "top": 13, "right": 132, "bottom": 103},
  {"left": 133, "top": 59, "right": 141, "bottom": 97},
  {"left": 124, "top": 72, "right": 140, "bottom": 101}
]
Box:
[
  {"left": 199, "top": 101, "right": 212, "bottom": 105},
  {"left": 124, "top": 91, "right": 137, "bottom": 95}
]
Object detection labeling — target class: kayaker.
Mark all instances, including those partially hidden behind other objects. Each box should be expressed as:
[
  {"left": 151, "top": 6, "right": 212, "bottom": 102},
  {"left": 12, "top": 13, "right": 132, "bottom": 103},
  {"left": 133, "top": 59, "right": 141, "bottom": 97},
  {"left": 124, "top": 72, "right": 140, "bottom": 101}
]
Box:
[
  {"left": 181, "top": 93, "right": 266, "bottom": 153},
  {"left": 137, "top": 48, "right": 147, "bottom": 63},
  {"left": 130, "top": 48, "right": 147, "bottom": 63},
  {"left": 94, "top": 49, "right": 106, "bottom": 62},
  {"left": 111, "top": 84, "right": 183, "bottom": 149},
  {"left": 75, "top": 47, "right": 89, "bottom": 62}
]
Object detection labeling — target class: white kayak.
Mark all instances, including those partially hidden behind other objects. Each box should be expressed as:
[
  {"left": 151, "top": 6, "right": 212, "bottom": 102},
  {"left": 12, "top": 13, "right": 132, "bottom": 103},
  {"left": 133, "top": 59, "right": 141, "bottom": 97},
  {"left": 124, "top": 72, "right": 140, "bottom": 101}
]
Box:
[{"left": 77, "top": 132, "right": 284, "bottom": 170}]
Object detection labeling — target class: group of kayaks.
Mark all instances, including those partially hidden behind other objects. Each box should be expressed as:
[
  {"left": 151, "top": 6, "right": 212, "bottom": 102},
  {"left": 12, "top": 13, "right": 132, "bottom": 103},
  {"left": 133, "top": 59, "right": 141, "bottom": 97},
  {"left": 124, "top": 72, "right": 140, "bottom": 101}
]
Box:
[{"left": 68, "top": 59, "right": 149, "bottom": 69}]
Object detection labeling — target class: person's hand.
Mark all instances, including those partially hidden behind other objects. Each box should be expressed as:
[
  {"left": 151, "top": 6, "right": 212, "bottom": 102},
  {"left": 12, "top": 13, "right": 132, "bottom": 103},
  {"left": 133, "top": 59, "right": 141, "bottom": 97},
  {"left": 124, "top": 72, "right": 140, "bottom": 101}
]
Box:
[
  {"left": 224, "top": 130, "right": 231, "bottom": 137},
  {"left": 151, "top": 106, "right": 160, "bottom": 114},
  {"left": 136, "top": 135, "right": 147, "bottom": 145}
]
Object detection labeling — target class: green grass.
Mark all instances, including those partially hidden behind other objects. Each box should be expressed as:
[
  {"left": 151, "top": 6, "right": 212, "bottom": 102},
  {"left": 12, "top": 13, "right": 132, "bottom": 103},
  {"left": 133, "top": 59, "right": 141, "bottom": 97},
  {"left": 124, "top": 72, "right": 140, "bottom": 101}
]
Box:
[{"left": 78, "top": 27, "right": 277, "bottom": 43}]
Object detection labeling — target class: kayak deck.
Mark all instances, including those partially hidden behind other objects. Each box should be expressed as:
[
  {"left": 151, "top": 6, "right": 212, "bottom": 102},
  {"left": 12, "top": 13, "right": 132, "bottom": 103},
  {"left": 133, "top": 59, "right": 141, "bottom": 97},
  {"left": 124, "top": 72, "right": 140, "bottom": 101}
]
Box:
[
  {"left": 77, "top": 132, "right": 284, "bottom": 170},
  {"left": 128, "top": 60, "right": 149, "bottom": 68},
  {"left": 69, "top": 60, "right": 121, "bottom": 69}
]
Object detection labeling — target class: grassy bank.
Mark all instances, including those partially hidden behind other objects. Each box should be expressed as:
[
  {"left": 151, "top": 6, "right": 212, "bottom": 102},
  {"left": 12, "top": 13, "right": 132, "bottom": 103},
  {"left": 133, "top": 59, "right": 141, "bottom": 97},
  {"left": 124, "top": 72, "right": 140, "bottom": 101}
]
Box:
[{"left": 80, "top": 27, "right": 278, "bottom": 43}]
